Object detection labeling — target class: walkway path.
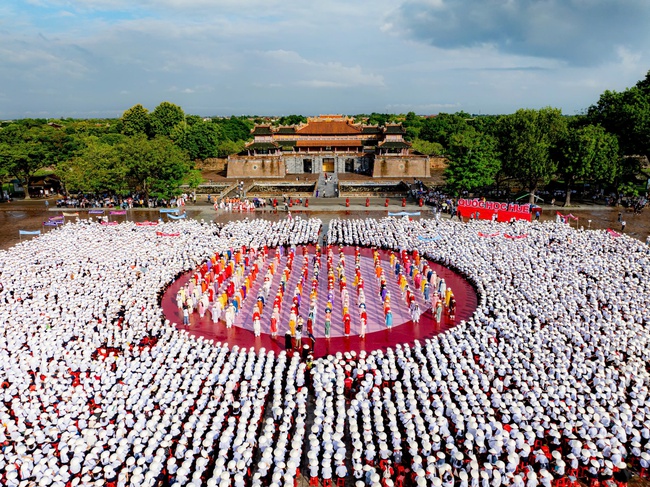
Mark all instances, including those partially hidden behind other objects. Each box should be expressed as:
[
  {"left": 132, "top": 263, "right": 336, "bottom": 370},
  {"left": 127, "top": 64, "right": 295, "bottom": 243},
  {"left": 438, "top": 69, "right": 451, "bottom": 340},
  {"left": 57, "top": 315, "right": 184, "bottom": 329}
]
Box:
[{"left": 318, "top": 172, "right": 338, "bottom": 198}]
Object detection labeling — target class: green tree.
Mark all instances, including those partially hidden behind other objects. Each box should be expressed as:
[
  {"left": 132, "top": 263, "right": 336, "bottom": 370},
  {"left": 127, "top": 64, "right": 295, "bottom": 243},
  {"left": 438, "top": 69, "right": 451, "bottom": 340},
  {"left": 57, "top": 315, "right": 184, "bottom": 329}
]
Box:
[
  {"left": 215, "top": 117, "right": 254, "bottom": 142},
  {"left": 402, "top": 111, "right": 422, "bottom": 141},
  {"left": 618, "top": 181, "right": 640, "bottom": 198},
  {"left": 497, "top": 107, "right": 566, "bottom": 203},
  {"left": 556, "top": 124, "right": 620, "bottom": 206},
  {"left": 0, "top": 139, "right": 44, "bottom": 198},
  {"left": 404, "top": 111, "right": 420, "bottom": 124},
  {"left": 120, "top": 104, "right": 150, "bottom": 136},
  {"left": 98, "top": 133, "right": 127, "bottom": 146},
  {"left": 588, "top": 73, "right": 650, "bottom": 160},
  {"left": 217, "top": 139, "right": 246, "bottom": 158},
  {"left": 419, "top": 113, "right": 471, "bottom": 150},
  {"left": 0, "top": 124, "right": 72, "bottom": 198},
  {"left": 118, "top": 135, "right": 191, "bottom": 199},
  {"left": 444, "top": 129, "right": 501, "bottom": 196},
  {"left": 366, "top": 113, "right": 397, "bottom": 126},
  {"left": 184, "top": 115, "right": 203, "bottom": 127},
  {"left": 276, "top": 115, "right": 307, "bottom": 126},
  {"left": 182, "top": 122, "right": 222, "bottom": 160},
  {"left": 411, "top": 139, "right": 444, "bottom": 156},
  {"left": 588, "top": 72, "right": 650, "bottom": 182},
  {"left": 469, "top": 115, "right": 503, "bottom": 137},
  {"left": 149, "top": 102, "right": 185, "bottom": 138},
  {"left": 57, "top": 137, "right": 127, "bottom": 194},
  {"left": 182, "top": 121, "right": 221, "bottom": 160},
  {"left": 184, "top": 169, "right": 204, "bottom": 192}
]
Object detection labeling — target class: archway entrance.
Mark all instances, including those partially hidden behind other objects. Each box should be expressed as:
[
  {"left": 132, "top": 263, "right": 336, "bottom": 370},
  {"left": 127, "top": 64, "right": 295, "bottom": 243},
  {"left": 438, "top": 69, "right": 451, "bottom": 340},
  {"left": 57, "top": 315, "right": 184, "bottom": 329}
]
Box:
[{"left": 322, "top": 158, "right": 335, "bottom": 172}]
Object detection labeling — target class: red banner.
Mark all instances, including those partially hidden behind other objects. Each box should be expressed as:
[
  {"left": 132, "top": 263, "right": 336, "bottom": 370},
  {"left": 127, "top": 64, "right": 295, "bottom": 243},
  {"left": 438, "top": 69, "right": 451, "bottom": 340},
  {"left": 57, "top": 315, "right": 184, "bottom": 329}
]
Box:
[
  {"left": 607, "top": 228, "right": 621, "bottom": 238},
  {"left": 458, "top": 199, "right": 535, "bottom": 222},
  {"left": 478, "top": 232, "right": 500, "bottom": 238},
  {"left": 156, "top": 231, "right": 180, "bottom": 237},
  {"left": 136, "top": 221, "right": 159, "bottom": 226}
]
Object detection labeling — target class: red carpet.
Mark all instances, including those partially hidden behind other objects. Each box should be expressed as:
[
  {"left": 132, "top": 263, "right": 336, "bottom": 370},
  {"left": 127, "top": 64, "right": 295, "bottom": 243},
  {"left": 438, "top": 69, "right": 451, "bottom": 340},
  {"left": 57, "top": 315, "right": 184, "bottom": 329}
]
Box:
[{"left": 161, "top": 246, "right": 477, "bottom": 357}]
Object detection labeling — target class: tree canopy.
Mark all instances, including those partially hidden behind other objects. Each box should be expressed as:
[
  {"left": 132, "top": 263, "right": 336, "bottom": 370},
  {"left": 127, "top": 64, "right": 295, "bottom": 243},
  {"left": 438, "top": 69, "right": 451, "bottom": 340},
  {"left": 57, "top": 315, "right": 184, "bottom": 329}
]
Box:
[
  {"left": 587, "top": 71, "right": 650, "bottom": 186},
  {"left": 1, "top": 79, "right": 647, "bottom": 202},
  {"left": 556, "top": 123, "right": 620, "bottom": 205},
  {"left": 118, "top": 135, "right": 193, "bottom": 199},
  {"left": 443, "top": 128, "right": 501, "bottom": 196},
  {"left": 214, "top": 117, "right": 254, "bottom": 143},
  {"left": 56, "top": 133, "right": 195, "bottom": 198},
  {"left": 149, "top": 102, "right": 185, "bottom": 138},
  {"left": 120, "top": 104, "right": 150, "bottom": 137},
  {"left": 181, "top": 122, "right": 222, "bottom": 161},
  {"left": 419, "top": 113, "right": 471, "bottom": 150},
  {"left": 497, "top": 107, "right": 566, "bottom": 203},
  {"left": 0, "top": 124, "right": 77, "bottom": 198},
  {"left": 588, "top": 72, "right": 650, "bottom": 162},
  {"left": 57, "top": 136, "right": 128, "bottom": 194},
  {"left": 276, "top": 115, "right": 307, "bottom": 126}
]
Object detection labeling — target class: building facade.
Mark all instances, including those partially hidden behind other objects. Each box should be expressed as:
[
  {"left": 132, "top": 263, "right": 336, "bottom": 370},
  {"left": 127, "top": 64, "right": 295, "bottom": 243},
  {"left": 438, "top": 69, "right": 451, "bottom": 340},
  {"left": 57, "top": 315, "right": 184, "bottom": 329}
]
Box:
[{"left": 227, "top": 115, "right": 430, "bottom": 178}]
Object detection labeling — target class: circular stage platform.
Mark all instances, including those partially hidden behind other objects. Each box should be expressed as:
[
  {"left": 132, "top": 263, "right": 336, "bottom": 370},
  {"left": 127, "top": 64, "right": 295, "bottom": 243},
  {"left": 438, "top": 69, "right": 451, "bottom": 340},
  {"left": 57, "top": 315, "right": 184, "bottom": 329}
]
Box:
[{"left": 161, "top": 245, "right": 477, "bottom": 357}]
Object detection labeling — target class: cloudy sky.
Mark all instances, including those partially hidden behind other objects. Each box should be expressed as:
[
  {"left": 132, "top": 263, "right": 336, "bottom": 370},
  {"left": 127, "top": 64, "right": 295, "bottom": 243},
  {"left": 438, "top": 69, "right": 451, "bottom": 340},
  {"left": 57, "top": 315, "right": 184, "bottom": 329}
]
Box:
[{"left": 1, "top": 0, "right": 649, "bottom": 119}]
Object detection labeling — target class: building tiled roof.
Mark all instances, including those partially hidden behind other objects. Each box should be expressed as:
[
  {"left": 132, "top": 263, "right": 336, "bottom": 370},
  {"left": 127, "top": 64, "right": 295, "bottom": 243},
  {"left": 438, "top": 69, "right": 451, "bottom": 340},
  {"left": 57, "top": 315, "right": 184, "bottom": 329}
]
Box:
[
  {"left": 296, "top": 120, "right": 362, "bottom": 135},
  {"left": 379, "top": 141, "right": 411, "bottom": 149},
  {"left": 276, "top": 127, "right": 296, "bottom": 134},
  {"left": 384, "top": 124, "right": 406, "bottom": 134},
  {"left": 246, "top": 142, "right": 279, "bottom": 150},
  {"left": 362, "top": 126, "right": 382, "bottom": 134},
  {"left": 277, "top": 140, "right": 296, "bottom": 147},
  {"left": 295, "top": 140, "right": 363, "bottom": 147},
  {"left": 251, "top": 125, "right": 273, "bottom": 136}
]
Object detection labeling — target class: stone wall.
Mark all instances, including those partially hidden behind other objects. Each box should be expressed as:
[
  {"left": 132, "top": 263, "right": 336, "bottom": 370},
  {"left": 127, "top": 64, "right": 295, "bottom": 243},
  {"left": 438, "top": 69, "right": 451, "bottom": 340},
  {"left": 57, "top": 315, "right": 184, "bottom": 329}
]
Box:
[
  {"left": 284, "top": 155, "right": 372, "bottom": 174},
  {"left": 430, "top": 156, "right": 448, "bottom": 170},
  {"left": 284, "top": 156, "right": 305, "bottom": 174},
  {"left": 197, "top": 158, "right": 228, "bottom": 172},
  {"left": 226, "top": 156, "right": 285, "bottom": 178},
  {"left": 372, "top": 156, "right": 430, "bottom": 178}
]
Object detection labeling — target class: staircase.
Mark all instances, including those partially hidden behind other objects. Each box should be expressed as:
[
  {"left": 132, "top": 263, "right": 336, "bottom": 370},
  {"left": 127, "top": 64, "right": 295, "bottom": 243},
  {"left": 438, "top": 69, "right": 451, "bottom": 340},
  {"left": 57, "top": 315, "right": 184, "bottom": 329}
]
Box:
[{"left": 318, "top": 172, "right": 338, "bottom": 198}]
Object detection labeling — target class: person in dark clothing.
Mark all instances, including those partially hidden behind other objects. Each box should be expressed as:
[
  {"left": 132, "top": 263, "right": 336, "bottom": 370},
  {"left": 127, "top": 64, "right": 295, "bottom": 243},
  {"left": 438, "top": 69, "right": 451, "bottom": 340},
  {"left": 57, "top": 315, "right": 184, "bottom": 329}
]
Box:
[
  {"left": 613, "top": 463, "right": 631, "bottom": 487},
  {"left": 284, "top": 330, "right": 293, "bottom": 351}
]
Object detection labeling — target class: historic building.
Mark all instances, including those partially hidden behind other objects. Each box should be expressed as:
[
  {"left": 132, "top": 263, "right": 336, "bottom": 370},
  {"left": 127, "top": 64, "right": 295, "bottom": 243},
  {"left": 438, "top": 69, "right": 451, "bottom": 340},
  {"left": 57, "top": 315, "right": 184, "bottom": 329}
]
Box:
[{"left": 227, "top": 115, "right": 430, "bottom": 178}]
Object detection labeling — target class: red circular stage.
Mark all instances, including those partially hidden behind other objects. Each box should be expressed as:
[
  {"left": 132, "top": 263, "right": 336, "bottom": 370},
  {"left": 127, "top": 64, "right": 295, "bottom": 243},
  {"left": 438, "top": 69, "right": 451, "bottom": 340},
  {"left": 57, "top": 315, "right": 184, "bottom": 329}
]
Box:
[{"left": 161, "top": 245, "right": 477, "bottom": 357}]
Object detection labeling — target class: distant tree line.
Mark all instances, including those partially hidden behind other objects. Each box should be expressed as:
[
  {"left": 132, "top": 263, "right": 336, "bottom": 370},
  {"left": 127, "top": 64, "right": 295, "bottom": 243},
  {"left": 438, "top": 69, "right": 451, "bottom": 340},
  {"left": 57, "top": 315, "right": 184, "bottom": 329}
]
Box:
[
  {"left": 0, "top": 102, "right": 256, "bottom": 199},
  {"left": 1, "top": 71, "right": 650, "bottom": 203},
  {"left": 357, "top": 107, "right": 622, "bottom": 205}
]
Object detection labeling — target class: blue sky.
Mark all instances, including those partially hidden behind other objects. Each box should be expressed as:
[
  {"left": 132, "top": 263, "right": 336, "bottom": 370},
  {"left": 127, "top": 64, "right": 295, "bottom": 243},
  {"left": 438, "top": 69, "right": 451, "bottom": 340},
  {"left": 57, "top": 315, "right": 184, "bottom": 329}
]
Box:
[{"left": 1, "top": 0, "right": 649, "bottom": 119}]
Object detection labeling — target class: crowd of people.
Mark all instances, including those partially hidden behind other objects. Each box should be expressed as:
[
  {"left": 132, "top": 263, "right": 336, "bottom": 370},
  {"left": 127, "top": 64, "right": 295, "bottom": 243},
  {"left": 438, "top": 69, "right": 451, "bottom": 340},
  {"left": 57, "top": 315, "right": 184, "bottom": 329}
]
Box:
[
  {"left": 0, "top": 215, "right": 648, "bottom": 487},
  {"left": 214, "top": 198, "right": 260, "bottom": 212},
  {"left": 177, "top": 222, "right": 454, "bottom": 347},
  {"left": 54, "top": 193, "right": 196, "bottom": 210}
]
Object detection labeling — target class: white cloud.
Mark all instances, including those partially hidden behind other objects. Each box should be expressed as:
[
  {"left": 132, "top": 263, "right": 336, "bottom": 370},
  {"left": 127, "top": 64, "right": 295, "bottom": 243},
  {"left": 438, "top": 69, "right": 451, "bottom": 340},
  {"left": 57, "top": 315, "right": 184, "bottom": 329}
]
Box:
[
  {"left": 389, "top": 0, "right": 650, "bottom": 66},
  {"left": 260, "top": 50, "right": 385, "bottom": 88},
  {"left": 386, "top": 102, "right": 461, "bottom": 111},
  {"left": 298, "top": 81, "right": 348, "bottom": 89},
  {"left": 1, "top": 0, "right": 650, "bottom": 118}
]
